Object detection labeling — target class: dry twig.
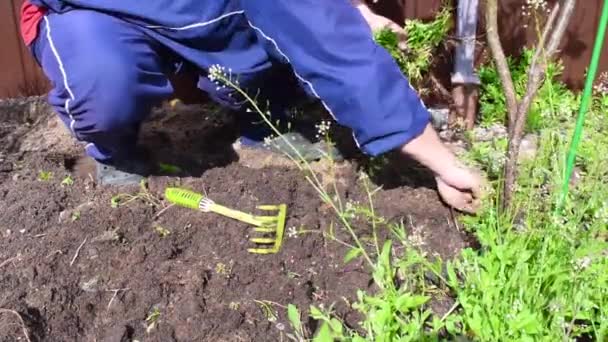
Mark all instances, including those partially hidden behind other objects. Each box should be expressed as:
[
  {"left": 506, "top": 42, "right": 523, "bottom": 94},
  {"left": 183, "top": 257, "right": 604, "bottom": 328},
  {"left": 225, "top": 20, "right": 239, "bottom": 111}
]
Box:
[
  {"left": 46, "top": 250, "right": 63, "bottom": 259},
  {"left": 153, "top": 204, "right": 175, "bottom": 219},
  {"left": 449, "top": 208, "right": 461, "bottom": 232},
  {"left": 70, "top": 237, "right": 88, "bottom": 266},
  {"left": 106, "top": 288, "right": 130, "bottom": 310},
  {"left": 0, "top": 309, "right": 32, "bottom": 342},
  {"left": 0, "top": 257, "right": 16, "bottom": 269}
]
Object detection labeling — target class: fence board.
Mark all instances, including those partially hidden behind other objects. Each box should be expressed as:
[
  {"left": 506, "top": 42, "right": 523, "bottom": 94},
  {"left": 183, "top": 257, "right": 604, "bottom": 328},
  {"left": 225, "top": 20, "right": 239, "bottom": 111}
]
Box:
[{"left": 0, "top": 1, "right": 607, "bottom": 98}]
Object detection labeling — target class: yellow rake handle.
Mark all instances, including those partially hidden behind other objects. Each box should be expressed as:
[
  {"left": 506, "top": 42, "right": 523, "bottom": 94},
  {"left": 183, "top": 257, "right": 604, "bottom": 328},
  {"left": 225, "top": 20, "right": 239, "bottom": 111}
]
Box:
[
  {"left": 207, "top": 203, "right": 263, "bottom": 226},
  {"left": 164, "top": 187, "right": 263, "bottom": 226}
]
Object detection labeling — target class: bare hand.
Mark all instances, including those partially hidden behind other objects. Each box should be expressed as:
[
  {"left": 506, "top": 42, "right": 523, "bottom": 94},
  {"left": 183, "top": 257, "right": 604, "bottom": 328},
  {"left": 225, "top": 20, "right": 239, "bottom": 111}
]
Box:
[
  {"left": 401, "top": 124, "right": 485, "bottom": 214},
  {"left": 435, "top": 162, "right": 484, "bottom": 214},
  {"left": 352, "top": 0, "right": 407, "bottom": 50}
]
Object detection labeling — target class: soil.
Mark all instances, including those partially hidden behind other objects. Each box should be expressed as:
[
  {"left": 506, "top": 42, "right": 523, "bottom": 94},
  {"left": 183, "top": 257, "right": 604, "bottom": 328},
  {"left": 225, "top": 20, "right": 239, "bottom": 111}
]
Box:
[{"left": 0, "top": 102, "right": 473, "bottom": 341}]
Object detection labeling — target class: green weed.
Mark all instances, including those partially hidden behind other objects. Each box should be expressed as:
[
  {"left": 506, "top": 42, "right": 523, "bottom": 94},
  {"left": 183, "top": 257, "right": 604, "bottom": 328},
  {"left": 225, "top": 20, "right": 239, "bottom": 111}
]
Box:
[
  {"left": 37, "top": 170, "right": 53, "bottom": 182},
  {"left": 70, "top": 211, "right": 80, "bottom": 222},
  {"left": 286, "top": 304, "right": 306, "bottom": 341},
  {"left": 229, "top": 301, "right": 240, "bottom": 311},
  {"left": 479, "top": 48, "right": 579, "bottom": 131},
  {"left": 60, "top": 175, "right": 74, "bottom": 187},
  {"left": 145, "top": 307, "right": 161, "bottom": 333},
  {"left": 453, "top": 56, "right": 608, "bottom": 340},
  {"left": 110, "top": 179, "right": 161, "bottom": 208},
  {"left": 374, "top": 4, "right": 451, "bottom": 89},
  {"left": 254, "top": 300, "right": 279, "bottom": 323},
  {"left": 462, "top": 137, "right": 508, "bottom": 180},
  {"left": 214, "top": 261, "right": 233, "bottom": 278}
]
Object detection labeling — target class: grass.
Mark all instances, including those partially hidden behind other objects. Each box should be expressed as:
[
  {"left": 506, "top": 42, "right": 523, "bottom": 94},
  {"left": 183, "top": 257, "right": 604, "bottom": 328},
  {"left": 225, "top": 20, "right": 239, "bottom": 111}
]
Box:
[
  {"left": 449, "top": 94, "right": 608, "bottom": 339},
  {"left": 207, "top": 42, "right": 608, "bottom": 339}
]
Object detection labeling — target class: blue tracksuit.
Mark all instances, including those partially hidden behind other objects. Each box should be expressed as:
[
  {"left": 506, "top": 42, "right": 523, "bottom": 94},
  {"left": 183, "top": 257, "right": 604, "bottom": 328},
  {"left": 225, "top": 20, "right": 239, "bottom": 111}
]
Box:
[{"left": 29, "top": 0, "right": 430, "bottom": 162}]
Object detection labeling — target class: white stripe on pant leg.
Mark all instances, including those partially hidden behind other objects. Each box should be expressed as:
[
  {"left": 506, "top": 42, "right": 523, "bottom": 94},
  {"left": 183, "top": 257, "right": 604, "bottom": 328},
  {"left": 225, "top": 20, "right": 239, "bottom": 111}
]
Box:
[
  {"left": 44, "top": 16, "right": 78, "bottom": 136},
  {"left": 145, "top": 10, "right": 245, "bottom": 30},
  {"left": 246, "top": 21, "right": 339, "bottom": 123}
]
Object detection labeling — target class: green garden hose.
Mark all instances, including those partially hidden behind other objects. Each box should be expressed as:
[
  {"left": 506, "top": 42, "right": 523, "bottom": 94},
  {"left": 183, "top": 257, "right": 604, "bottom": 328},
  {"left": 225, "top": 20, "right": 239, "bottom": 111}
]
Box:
[{"left": 560, "top": 0, "right": 608, "bottom": 206}]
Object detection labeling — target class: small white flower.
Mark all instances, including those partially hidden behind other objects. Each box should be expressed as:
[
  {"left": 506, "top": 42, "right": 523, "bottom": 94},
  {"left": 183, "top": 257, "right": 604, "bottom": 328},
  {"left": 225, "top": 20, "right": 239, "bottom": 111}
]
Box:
[
  {"left": 287, "top": 226, "right": 298, "bottom": 238},
  {"left": 575, "top": 256, "right": 592, "bottom": 270},
  {"left": 315, "top": 120, "right": 332, "bottom": 138},
  {"left": 263, "top": 135, "right": 275, "bottom": 147}
]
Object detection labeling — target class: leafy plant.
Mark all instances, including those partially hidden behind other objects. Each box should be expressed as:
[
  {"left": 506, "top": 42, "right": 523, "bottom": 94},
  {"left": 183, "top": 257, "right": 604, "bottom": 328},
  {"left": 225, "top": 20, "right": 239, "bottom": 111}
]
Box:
[
  {"left": 254, "top": 300, "right": 278, "bottom": 323},
  {"left": 70, "top": 211, "right": 81, "bottom": 222},
  {"left": 214, "top": 261, "right": 233, "bottom": 278},
  {"left": 374, "top": 4, "right": 451, "bottom": 88},
  {"left": 37, "top": 170, "right": 53, "bottom": 182},
  {"left": 462, "top": 137, "right": 508, "bottom": 180},
  {"left": 145, "top": 307, "right": 161, "bottom": 333},
  {"left": 60, "top": 175, "right": 74, "bottom": 187},
  {"left": 479, "top": 48, "right": 579, "bottom": 131},
  {"left": 286, "top": 304, "right": 307, "bottom": 341}
]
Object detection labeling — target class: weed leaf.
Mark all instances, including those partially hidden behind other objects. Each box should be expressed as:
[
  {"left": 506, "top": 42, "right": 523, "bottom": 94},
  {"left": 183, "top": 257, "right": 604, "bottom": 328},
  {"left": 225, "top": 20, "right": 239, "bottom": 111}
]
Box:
[
  {"left": 287, "top": 304, "right": 302, "bottom": 334},
  {"left": 344, "top": 247, "right": 363, "bottom": 264},
  {"left": 313, "top": 322, "right": 333, "bottom": 342},
  {"left": 395, "top": 293, "right": 430, "bottom": 312}
]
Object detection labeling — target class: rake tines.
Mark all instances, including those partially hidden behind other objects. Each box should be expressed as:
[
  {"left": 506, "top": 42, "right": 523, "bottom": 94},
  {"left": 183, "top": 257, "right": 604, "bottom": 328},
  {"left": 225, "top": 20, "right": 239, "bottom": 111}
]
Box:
[
  {"left": 164, "top": 188, "right": 287, "bottom": 254},
  {"left": 247, "top": 204, "right": 287, "bottom": 254}
]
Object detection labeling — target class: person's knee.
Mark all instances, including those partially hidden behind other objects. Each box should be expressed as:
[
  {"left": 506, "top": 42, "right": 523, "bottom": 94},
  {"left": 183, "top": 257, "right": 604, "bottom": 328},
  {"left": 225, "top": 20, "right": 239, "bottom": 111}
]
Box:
[{"left": 73, "top": 57, "right": 151, "bottom": 137}]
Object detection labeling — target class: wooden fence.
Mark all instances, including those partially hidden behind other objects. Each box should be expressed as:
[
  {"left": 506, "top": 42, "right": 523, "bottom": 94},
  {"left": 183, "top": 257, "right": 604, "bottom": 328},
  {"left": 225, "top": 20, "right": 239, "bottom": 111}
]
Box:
[{"left": 1, "top": 0, "right": 607, "bottom": 98}]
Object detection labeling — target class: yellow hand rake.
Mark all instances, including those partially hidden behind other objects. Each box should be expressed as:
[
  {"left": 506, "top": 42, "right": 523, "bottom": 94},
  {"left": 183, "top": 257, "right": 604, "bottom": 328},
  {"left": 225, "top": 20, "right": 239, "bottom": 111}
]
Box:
[{"left": 164, "top": 187, "right": 287, "bottom": 254}]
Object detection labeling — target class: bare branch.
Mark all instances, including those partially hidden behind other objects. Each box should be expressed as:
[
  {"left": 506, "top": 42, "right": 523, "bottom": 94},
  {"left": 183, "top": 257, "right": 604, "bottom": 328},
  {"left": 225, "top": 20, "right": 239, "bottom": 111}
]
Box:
[
  {"left": 545, "top": 0, "right": 577, "bottom": 55},
  {"left": 527, "top": 2, "right": 561, "bottom": 89},
  {"left": 515, "top": 1, "right": 571, "bottom": 135},
  {"left": 502, "top": 0, "right": 577, "bottom": 207},
  {"left": 509, "top": 2, "right": 561, "bottom": 144},
  {"left": 484, "top": 0, "right": 518, "bottom": 128}
]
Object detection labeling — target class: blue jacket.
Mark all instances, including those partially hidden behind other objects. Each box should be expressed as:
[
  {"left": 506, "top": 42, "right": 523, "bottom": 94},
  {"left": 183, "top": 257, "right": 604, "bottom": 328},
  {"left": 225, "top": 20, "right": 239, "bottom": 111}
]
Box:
[{"left": 31, "top": 0, "right": 430, "bottom": 156}]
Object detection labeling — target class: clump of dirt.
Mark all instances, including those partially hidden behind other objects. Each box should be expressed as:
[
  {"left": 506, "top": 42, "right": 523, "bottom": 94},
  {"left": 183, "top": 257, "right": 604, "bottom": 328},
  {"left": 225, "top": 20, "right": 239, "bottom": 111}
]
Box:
[{"left": 0, "top": 102, "right": 472, "bottom": 341}]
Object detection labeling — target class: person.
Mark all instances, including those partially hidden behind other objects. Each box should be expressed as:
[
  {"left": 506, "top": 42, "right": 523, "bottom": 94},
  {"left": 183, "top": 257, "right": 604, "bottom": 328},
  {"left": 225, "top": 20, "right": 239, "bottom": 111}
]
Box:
[{"left": 19, "top": 0, "right": 483, "bottom": 213}]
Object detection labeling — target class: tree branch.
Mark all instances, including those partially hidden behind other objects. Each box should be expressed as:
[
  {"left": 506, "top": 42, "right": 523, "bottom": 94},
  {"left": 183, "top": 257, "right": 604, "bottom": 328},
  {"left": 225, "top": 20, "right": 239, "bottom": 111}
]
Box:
[
  {"left": 502, "top": 0, "right": 577, "bottom": 207},
  {"left": 509, "top": 1, "right": 561, "bottom": 143},
  {"left": 484, "top": 0, "right": 518, "bottom": 129}
]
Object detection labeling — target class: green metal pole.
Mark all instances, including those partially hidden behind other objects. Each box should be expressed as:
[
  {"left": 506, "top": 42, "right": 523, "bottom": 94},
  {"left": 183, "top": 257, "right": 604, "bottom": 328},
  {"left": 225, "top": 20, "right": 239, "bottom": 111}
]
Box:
[{"left": 560, "top": 0, "right": 608, "bottom": 206}]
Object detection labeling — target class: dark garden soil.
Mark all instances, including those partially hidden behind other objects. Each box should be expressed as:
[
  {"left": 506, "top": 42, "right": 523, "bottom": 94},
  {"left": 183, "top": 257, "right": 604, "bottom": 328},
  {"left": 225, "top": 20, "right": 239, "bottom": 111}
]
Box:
[{"left": 0, "top": 102, "right": 473, "bottom": 341}]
